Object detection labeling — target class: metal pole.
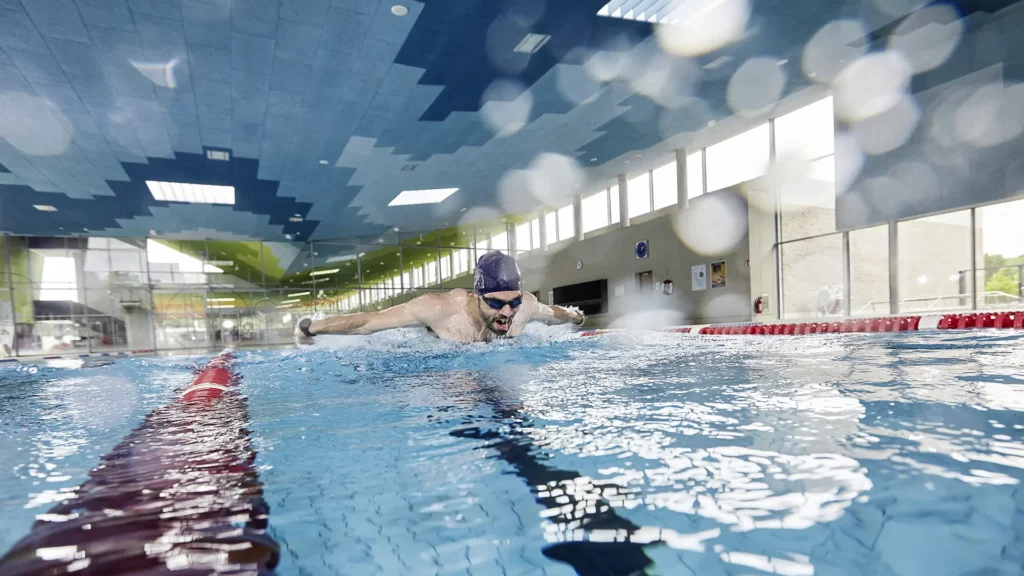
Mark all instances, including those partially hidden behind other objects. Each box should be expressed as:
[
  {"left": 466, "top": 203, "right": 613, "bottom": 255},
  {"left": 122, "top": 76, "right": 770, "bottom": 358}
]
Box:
[
  {"left": 969, "top": 208, "right": 977, "bottom": 311},
  {"left": 617, "top": 173, "right": 629, "bottom": 227},
  {"left": 309, "top": 241, "right": 317, "bottom": 314},
  {"left": 842, "top": 231, "right": 851, "bottom": 317},
  {"left": 144, "top": 239, "right": 158, "bottom": 352},
  {"left": 769, "top": 119, "right": 783, "bottom": 319},
  {"left": 888, "top": 221, "right": 899, "bottom": 316},
  {"left": 259, "top": 240, "right": 266, "bottom": 289},
  {"left": 676, "top": 148, "right": 688, "bottom": 210},
  {"left": 4, "top": 234, "right": 18, "bottom": 357},
  {"left": 356, "top": 252, "right": 363, "bottom": 312}
]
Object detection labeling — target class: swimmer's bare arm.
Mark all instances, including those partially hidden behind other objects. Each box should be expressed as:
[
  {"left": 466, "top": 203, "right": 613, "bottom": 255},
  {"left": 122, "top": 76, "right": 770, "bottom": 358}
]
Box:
[
  {"left": 523, "top": 292, "right": 584, "bottom": 326},
  {"left": 299, "top": 293, "right": 451, "bottom": 339}
]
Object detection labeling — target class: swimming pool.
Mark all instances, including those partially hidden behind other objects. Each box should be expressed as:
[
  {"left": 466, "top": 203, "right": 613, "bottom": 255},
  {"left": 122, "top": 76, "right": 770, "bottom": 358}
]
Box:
[{"left": 2, "top": 327, "right": 1023, "bottom": 575}]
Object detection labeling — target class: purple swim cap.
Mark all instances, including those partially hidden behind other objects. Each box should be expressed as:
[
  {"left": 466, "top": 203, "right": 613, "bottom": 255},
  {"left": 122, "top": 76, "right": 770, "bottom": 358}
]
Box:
[{"left": 474, "top": 251, "right": 522, "bottom": 294}]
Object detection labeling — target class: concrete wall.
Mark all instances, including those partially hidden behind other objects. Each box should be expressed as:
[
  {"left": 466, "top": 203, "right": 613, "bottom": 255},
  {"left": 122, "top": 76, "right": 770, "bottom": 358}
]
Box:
[
  {"left": 517, "top": 189, "right": 753, "bottom": 328},
  {"left": 837, "top": 2, "right": 1024, "bottom": 229}
]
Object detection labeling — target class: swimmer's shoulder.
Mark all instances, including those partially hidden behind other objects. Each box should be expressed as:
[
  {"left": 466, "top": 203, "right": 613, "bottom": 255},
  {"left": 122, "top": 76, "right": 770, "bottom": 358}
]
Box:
[{"left": 446, "top": 288, "right": 471, "bottom": 304}]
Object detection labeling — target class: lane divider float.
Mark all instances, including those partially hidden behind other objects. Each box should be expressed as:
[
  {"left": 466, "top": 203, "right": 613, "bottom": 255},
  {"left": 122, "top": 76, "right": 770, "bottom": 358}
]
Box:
[
  {"left": 0, "top": 348, "right": 280, "bottom": 575},
  {"left": 577, "top": 310, "right": 1024, "bottom": 337}
]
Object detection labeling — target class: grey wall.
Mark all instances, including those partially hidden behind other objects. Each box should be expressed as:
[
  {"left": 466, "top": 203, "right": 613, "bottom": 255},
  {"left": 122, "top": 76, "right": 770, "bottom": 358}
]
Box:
[
  {"left": 837, "top": 2, "right": 1024, "bottom": 229},
  {"left": 518, "top": 189, "right": 752, "bottom": 328}
]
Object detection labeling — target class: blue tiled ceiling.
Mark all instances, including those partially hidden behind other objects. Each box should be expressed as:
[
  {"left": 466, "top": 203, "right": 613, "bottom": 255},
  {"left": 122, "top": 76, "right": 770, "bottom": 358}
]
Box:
[{"left": 0, "top": 0, "right": 1017, "bottom": 241}]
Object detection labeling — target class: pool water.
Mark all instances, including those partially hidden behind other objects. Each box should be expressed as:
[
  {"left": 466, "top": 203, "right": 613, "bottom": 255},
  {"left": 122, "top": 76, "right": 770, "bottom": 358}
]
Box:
[{"left": 2, "top": 327, "right": 1024, "bottom": 575}]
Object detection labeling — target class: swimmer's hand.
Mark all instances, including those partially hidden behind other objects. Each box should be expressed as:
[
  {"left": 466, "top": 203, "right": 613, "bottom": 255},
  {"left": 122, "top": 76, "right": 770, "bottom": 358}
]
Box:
[
  {"left": 564, "top": 305, "right": 585, "bottom": 326},
  {"left": 294, "top": 316, "right": 316, "bottom": 346}
]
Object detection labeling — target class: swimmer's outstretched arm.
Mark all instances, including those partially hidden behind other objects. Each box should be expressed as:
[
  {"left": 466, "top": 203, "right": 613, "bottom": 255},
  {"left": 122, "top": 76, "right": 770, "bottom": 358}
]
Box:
[
  {"left": 296, "top": 294, "right": 448, "bottom": 342},
  {"left": 524, "top": 293, "right": 585, "bottom": 326}
]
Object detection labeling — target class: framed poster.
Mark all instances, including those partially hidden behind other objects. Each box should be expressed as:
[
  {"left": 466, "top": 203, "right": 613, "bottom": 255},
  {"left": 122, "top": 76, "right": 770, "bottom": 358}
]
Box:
[
  {"left": 711, "top": 260, "right": 727, "bottom": 288},
  {"left": 691, "top": 264, "right": 706, "bottom": 291}
]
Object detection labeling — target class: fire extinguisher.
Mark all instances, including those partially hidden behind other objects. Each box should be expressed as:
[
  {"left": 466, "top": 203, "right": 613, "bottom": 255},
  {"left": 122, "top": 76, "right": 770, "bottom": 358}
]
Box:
[{"left": 754, "top": 296, "right": 765, "bottom": 315}]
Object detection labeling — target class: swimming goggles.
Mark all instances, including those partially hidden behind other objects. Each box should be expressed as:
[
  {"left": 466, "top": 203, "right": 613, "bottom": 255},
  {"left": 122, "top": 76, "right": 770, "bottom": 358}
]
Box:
[{"left": 482, "top": 295, "right": 523, "bottom": 310}]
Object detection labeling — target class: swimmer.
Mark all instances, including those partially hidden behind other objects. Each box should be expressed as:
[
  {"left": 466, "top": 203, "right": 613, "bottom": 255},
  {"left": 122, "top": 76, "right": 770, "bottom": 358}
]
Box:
[{"left": 295, "top": 251, "right": 585, "bottom": 344}]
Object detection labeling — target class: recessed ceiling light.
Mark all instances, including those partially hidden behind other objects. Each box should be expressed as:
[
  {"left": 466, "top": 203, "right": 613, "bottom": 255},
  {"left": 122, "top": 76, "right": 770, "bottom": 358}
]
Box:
[
  {"left": 146, "top": 181, "right": 235, "bottom": 205},
  {"left": 310, "top": 268, "right": 340, "bottom": 276},
  {"left": 777, "top": 58, "right": 789, "bottom": 66},
  {"left": 288, "top": 292, "right": 310, "bottom": 297},
  {"left": 289, "top": 216, "right": 303, "bottom": 222},
  {"left": 206, "top": 150, "right": 230, "bottom": 161},
  {"left": 703, "top": 56, "right": 732, "bottom": 70},
  {"left": 208, "top": 297, "right": 235, "bottom": 302},
  {"left": 285, "top": 233, "right": 293, "bottom": 240},
  {"left": 514, "top": 33, "right": 550, "bottom": 54},
  {"left": 391, "top": 4, "right": 408, "bottom": 16},
  {"left": 33, "top": 204, "right": 57, "bottom": 212},
  {"left": 83, "top": 228, "right": 88, "bottom": 231},
  {"left": 460, "top": 207, "right": 467, "bottom": 212},
  {"left": 388, "top": 187, "right": 459, "bottom": 206},
  {"left": 319, "top": 160, "right": 329, "bottom": 165},
  {"left": 590, "top": 158, "right": 597, "bottom": 161}
]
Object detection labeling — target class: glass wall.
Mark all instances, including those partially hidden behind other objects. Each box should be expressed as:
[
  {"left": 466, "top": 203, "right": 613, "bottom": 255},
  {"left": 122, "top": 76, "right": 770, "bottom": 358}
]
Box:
[
  {"left": 898, "top": 211, "right": 975, "bottom": 313},
  {"left": 976, "top": 199, "right": 1024, "bottom": 309},
  {"left": 706, "top": 123, "right": 769, "bottom": 193},
  {"left": 0, "top": 223, "right": 496, "bottom": 357},
  {"left": 780, "top": 235, "right": 844, "bottom": 319},
  {"left": 848, "top": 225, "right": 890, "bottom": 316}
]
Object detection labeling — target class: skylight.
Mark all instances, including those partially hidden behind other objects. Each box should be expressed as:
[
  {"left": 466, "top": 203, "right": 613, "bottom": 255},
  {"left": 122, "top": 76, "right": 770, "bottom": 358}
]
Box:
[
  {"left": 387, "top": 188, "right": 459, "bottom": 206},
  {"left": 514, "top": 33, "right": 550, "bottom": 54},
  {"left": 146, "top": 240, "right": 223, "bottom": 274},
  {"left": 309, "top": 268, "right": 339, "bottom": 276},
  {"left": 146, "top": 181, "right": 235, "bottom": 205},
  {"left": 33, "top": 205, "right": 57, "bottom": 212},
  {"left": 596, "top": 0, "right": 676, "bottom": 23}
]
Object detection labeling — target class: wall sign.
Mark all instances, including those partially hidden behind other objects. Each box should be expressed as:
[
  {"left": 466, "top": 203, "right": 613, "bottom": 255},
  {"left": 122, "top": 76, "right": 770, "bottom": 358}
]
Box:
[
  {"left": 711, "top": 260, "right": 727, "bottom": 288},
  {"left": 635, "top": 240, "right": 649, "bottom": 259},
  {"left": 691, "top": 264, "right": 706, "bottom": 291}
]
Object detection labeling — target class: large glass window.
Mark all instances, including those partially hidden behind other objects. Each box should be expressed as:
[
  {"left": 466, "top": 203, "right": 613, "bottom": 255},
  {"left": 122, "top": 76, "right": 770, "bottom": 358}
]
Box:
[
  {"left": 781, "top": 234, "right": 844, "bottom": 319},
  {"left": 705, "top": 123, "right": 769, "bottom": 193},
  {"left": 440, "top": 256, "right": 450, "bottom": 280},
  {"left": 627, "top": 173, "right": 651, "bottom": 218},
  {"left": 426, "top": 261, "right": 437, "bottom": 285},
  {"left": 898, "top": 210, "right": 973, "bottom": 313},
  {"left": 687, "top": 151, "right": 704, "bottom": 199},
  {"left": 976, "top": 199, "right": 1024, "bottom": 309},
  {"left": 531, "top": 217, "right": 541, "bottom": 248},
  {"left": 774, "top": 96, "right": 834, "bottom": 161},
  {"left": 545, "top": 211, "right": 557, "bottom": 244},
  {"left": 652, "top": 161, "right": 677, "bottom": 211},
  {"left": 516, "top": 222, "right": 532, "bottom": 251},
  {"left": 849, "top": 225, "right": 890, "bottom": 316},
  {"left": 491, "top": 231, "right": 508, "bottom": 252},
  {"left": 557, "top": 204, "right": 575, "bottom": 241},
  {"left": 39, "top": 256, "right": 78, "bottom": 302},
  {"left": 582, "top": 189, "right": 610, "bottom": 233}
]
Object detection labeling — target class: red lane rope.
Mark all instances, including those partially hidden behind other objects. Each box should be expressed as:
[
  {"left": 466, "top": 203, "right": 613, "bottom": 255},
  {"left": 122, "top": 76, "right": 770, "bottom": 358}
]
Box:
[
  {"left": 0, "top": 348, "right": 279, "bottom": 575},
  {"left": 576, "top": 311, "right": 1024, "bottom": 338}
]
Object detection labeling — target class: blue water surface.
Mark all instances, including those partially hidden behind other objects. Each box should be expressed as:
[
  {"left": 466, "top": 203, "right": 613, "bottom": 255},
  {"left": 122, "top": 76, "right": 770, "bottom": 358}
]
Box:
[{"left": 3, "top": 327, "right": 1024, "bottom": 575}]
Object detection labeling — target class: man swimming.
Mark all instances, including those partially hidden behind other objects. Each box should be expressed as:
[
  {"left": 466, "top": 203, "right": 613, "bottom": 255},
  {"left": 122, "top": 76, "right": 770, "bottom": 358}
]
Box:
[{"left": 295, "top": 251, "right": 585, "bottom": 344}]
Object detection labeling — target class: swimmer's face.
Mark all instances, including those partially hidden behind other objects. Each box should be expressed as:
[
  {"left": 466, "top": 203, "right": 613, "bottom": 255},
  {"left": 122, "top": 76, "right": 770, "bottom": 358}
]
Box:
[{"left": 478, "top": 290, "right": 522, "bottom": 336}]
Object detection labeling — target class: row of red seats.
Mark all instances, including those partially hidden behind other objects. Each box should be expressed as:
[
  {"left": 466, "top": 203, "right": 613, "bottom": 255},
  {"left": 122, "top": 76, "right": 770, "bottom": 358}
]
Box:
[
  {"left": 699, "top": 316, "right": 922, "bottom": 336},
  {"left": 937, "top": 311, "right": 1024, "bottom": 329}
]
